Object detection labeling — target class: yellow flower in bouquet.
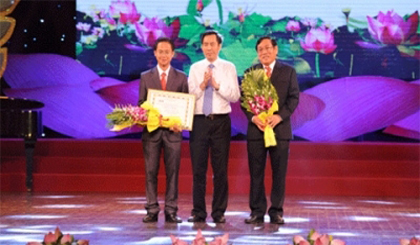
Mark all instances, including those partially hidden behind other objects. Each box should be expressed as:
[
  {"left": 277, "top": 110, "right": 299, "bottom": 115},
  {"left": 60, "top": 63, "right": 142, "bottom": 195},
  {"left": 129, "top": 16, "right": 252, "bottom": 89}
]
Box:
[
  {"left": 241, "top": 68, "right": 279, "bottom": 147},
  {"left": 106, "top": 101, "right": 182, "bottom": 132}
]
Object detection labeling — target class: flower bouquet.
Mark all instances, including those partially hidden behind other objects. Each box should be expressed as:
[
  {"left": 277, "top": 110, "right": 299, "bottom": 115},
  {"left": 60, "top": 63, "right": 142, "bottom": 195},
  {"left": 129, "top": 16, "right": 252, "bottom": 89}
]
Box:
[
  {"left": 106, "top": 101, "right": 182, "bottom": 132},
  {"left": 170, "top": 229, "right": 229, "bottom": 245},
  {"left": 288, "top": 229, "right": 345, "bottom": 245},
  {"left": 241, "top": 68, "right": 279, "bottom": 147},
  {"left": 26, "top": 227, "right": 89, "bottom": 245}
]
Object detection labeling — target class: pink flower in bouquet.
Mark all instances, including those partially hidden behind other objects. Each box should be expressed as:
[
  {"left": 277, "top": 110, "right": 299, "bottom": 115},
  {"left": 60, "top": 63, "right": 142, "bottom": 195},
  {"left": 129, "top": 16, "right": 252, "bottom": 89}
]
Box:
[
  {"left": 109, "top": 0, "right": 141, "bottom": 24},
  {"left": 126, "top": 106, "right": 148, "bottom": 122},
  {"left": 301, "top": 27, "right": 337, "bottom": 54},
  {"left": 77, "top": 239, "right": 90, "bottom": 245},
  {"left": 76, "top": 22, "right": 91, "bottom": 32},
  {"left": 400, "top": 237, "right": 420, "bottom": 245},
  {"left": 367, "top": 10, "right": 418, "bottom": 45},
  {"left": 286, "top": 20, "right": 301, "bottom": 32},
  {"left": 44, "top": 232, "right": 57, "bottom": 244},
  {"left": 134, "top": 17, "right": 173, "bottom": 47},
  {"left": 60, "top": 234, "right": 74, "bottom": 244},
  {"left": 313, "top": 234, "right": 330, "bottom": 245}
]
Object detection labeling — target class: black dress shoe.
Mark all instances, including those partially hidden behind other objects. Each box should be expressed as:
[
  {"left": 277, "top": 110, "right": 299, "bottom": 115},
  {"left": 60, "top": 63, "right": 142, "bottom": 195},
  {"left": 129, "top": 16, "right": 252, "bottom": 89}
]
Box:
[
  {"left": 244, "top": 215, "right": 264, "bottom": 224},
  {"left": 270, "top": 215, "right": 285, "bottom": 224},
  {"left": 142, "top": 213, "right": 158, "bottom": 223},
  {"left": 187, "top": 215, "right": 206, "bottom": 223},
  {"left": 165, "top": 213, "right": 182, "bottom": 223},
  {"left": 213, "top": 215, "right": 226, "bottom": 223}
]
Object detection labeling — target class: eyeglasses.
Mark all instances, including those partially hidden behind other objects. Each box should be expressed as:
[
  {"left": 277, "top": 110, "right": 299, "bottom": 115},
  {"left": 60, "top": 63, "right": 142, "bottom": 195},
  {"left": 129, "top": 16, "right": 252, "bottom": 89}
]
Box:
[{"left": 257, "top": 46, "right": 273, "bottom": 53}]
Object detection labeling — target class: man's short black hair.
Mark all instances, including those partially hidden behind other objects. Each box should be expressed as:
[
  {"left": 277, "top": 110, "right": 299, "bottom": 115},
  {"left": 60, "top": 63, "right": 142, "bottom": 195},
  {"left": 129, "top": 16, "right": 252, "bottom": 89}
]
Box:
[
  {"left": 255, "top": 36, "right": 277, "bottom": 51},
  {"left": 153, "top": 37, "right": 175, "bottom": 51},
  {"left": 200, "top": 30, "right": 223, "bottom": 44}
]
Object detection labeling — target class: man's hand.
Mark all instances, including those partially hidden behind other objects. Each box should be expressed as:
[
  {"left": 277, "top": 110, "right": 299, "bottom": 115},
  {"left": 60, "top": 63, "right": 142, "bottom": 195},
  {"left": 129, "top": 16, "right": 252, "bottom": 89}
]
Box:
[
  {"left": 267, "top": 114, "right": 282, "bottom": 128},
  {"left": 169, "top": 124, "right": 182, "bottom": 133},
  {"left": 252, "top": 116, "right": 266, "bottom": 131}
]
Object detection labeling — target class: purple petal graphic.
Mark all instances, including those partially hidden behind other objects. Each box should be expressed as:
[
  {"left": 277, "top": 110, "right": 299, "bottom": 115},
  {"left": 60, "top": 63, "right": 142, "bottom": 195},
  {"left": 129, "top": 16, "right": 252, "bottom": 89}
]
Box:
[
  {"left": 95, "top": 80, "right": 140, "bottom": 106},
  {"left": 230, "top": 101, "right": 248, "bottom": 135},
  {"left": 3, "top": 54, "right": 99, "bottom": 88},
  {"left": 90, "top": 77, "right": 126, "bottom": 92},
  {"left": 383, "top": 80, "right": 420, "bottom": 139},
  {"left": 291, "top": 92, "right": 325, "bottom": 130},
  {"left": 294, "top": 76, "right": 420, "bottom": 141},
  {"left": 3, "top": 85, "right": 121, "bottom": 138}
]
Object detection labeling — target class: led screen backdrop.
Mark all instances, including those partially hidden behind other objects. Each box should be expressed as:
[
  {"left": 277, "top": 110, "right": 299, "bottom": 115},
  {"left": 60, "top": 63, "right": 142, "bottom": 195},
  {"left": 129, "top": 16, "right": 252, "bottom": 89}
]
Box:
[{"left": 3, "top": 0, "right": 419, "bottom": 141}]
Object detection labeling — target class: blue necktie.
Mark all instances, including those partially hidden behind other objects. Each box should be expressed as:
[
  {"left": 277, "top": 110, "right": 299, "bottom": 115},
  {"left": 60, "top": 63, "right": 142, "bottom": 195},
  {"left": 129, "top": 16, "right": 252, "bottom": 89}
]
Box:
[{"left": 203, "top": 64, "right": 214, "bottom": 116}]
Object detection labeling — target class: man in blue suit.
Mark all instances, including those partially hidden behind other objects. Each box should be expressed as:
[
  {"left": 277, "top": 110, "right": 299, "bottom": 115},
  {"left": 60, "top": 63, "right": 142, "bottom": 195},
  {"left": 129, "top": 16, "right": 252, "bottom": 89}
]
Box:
[
  {"left": 242, "top": 36, "right": 300, "bottom": 225},
  {"left": 138, "top": 37, "right": 188, "bottom": 223}
]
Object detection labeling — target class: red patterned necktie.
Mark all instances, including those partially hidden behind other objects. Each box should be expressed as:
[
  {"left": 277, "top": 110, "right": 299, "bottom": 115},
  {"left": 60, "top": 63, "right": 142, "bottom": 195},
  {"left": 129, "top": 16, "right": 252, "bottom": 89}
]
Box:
[
  {"left": 265, "top": 66, "right": 272, "bottom": 78},
  {"left": 161, "top": 72, "right": 166, "bottom": 90}
]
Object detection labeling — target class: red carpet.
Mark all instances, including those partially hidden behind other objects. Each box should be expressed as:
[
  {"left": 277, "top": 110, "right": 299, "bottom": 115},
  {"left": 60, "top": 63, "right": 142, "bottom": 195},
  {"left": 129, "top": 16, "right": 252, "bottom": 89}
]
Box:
[{"left": 1, "top": 139, "right": 418, "bottom": 197}]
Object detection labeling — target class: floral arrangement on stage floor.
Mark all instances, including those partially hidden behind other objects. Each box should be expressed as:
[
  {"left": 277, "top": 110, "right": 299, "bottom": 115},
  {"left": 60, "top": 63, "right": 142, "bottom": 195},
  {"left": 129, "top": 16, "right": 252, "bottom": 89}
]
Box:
[
  {"left": 170, "top": 229, "right": 229, "bottom": 245},
  {"left": 241, "top": 68, "right": 279, "bottom": 147},
  {"left": 106, "top": 101, "right": 182, "bottom": 132},
  {"left": 288, "top": 229, "right": 345, "bottom": 245},
  {"left": 400, "top": 237, "right": 420, "bottom": 245},
  {"left": 26, "top": 227, "right": 89, "bottom": 245}
]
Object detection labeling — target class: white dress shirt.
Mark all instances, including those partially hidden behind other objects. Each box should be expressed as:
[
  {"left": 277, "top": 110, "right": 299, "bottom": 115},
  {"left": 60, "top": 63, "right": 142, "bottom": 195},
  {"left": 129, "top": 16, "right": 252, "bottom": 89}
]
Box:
[
  {"left": 188, "top": 58, "right": 240, "bottom": 115},
  {"left": 157, "top": 66, "right": 171, "bottom": 79}
]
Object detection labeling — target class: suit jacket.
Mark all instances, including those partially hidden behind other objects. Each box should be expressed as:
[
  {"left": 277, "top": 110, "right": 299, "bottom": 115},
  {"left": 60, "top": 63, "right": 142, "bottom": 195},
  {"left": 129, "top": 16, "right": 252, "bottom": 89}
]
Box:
[
  {"left": 138, "top": 66, "right": 189, "bottom": 142},
  {"left": 242, "top": 61, "right": 300, "bottom": 140}
]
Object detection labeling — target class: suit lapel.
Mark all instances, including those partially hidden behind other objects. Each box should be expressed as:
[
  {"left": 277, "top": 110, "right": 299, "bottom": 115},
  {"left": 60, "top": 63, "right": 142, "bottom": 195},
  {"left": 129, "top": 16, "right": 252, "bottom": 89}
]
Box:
[{"left": 166, "top": 66, "right": 176, "bottom": 91}]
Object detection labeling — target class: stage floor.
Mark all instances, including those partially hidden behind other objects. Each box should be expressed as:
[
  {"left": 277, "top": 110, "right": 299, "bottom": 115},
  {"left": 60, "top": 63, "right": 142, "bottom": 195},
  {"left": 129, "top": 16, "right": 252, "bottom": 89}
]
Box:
[{"left": 1, "top": 193, "right": 418, "bottom": 245}]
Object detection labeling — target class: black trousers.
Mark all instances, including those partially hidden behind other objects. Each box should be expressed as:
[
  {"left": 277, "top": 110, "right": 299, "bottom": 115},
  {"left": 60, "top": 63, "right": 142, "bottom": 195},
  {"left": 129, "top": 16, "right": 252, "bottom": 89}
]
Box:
[
  {"left": 247, "top": 139, "right": 290, "bottom": 218},
  {"left": 189, "top": 114, "right": 231, "bottom": 219}
]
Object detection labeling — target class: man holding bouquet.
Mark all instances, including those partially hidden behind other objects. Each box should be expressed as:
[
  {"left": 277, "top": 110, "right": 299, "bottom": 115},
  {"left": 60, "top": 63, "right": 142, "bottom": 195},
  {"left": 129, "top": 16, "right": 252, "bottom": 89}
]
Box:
[
  {"left": 138, "top": 37, "right": 188, "bottom": 223},
  {"left": 241, "top": 36, "right": 300, "bottom": 224},
  {"left": 187, "top": 30, "right": 240, "bottom": 223}
]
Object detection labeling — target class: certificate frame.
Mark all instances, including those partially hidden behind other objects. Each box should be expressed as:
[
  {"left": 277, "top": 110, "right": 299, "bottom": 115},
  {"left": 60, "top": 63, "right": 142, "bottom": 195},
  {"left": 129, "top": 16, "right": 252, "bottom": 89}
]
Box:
[{"left": 147, "top": 89, "right": 196, "bottom": 131}]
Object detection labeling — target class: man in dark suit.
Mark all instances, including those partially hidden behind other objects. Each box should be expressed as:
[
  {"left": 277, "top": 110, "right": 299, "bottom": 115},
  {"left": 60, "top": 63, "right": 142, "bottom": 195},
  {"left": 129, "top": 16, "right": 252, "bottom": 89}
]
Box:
[
  {"left": 242, "top": 36, "right": 300, "bottom": 224},
  {"left": 138, "top": 37, "right": 188, "bottom": 223}
]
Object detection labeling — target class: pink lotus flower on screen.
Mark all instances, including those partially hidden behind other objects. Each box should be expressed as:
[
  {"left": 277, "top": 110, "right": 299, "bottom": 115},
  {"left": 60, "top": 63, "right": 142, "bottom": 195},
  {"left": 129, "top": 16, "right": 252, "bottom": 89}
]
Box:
[
  {"left": 109, "top": 0, "right": 141, "bottom": 24},
  {"left": 134, "top": 17, "right": 173, "bottom": 47},
  {"left": 196, "top": 0, "right": 204, "bottom": 12},
  {"left": 301, "top": 28, "right": 337, "bottom": 54},
  {"left": 286, "top": 20, "right": 301, "bottom": 32},
  {"left": 367, "top": 10, "right": 418, "bottom": 45},
  {"left": 76, "top": 22, "right": 91, "bottom": 32},
  {"left": 400, "top": 237, "right": 420, "bottom": 245}
]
